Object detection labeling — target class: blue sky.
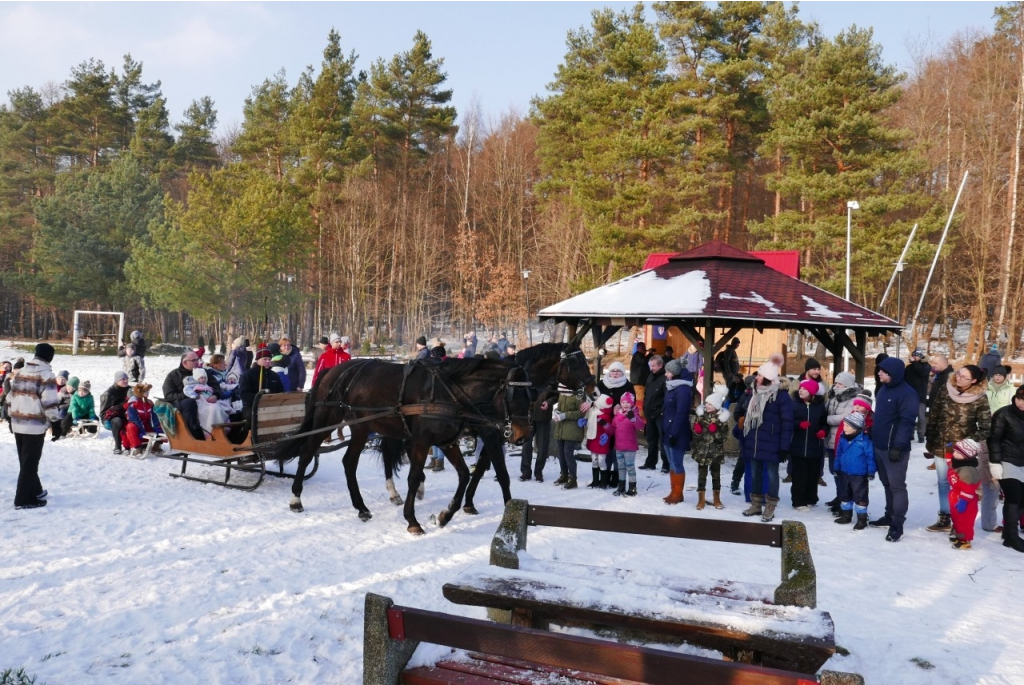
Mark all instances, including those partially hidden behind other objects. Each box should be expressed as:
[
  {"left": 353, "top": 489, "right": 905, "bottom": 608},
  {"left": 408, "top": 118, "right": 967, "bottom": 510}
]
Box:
[{"left": 0, "top": 2, "right": 1005, "bottom": 136}]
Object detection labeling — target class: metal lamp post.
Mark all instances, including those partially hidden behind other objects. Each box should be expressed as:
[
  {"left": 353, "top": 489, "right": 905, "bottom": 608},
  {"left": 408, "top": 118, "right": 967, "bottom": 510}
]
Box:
[
  {"left": 522, "top": 269, "right": 532, "bottom": 346},
  {"left": 844, "top": 201, "right": 859, "bottom": 372}
]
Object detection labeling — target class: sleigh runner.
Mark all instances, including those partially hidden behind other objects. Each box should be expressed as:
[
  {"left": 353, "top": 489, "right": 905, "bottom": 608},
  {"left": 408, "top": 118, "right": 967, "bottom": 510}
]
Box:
[{"left": 153, "top": 391, "right": 339, "bottom": 491}]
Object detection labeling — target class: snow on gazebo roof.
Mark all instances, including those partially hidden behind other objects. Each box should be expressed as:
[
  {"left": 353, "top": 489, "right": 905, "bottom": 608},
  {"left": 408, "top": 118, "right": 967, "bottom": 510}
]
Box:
[{"left": 538, "top": 241, "right": 901, "bottom": 333}]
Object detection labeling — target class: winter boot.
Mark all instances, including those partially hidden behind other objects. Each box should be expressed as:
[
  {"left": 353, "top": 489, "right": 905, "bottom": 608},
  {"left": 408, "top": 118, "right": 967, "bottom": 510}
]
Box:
[
  {"left": 853, "top": 513, "right": 868, "bottom": 530},
  {"left": 761, "top": 496, "right": 780, "bottom": 522},
  {"left": 713, "top": 490, "right": 724, "bottom": 509},
  {"left": 613, "top": 480, "right": 627, "bottom": 497},
  {"left": 553, "top": 472, "right": 569, "bottom": 486},
  {"left": 563, "top": 476, "right": 578, "bottom": 490},
  {"left": 952, "top": 538, "right": 972, "bottom": 550},
  {"left": 1003, "top": 505, "right": 1024, "bottom": 552},
  {"left": 926, "top": 512, "right": 952, "bottom": 533},
  {"left": 834, "top": 509, "right": 853, "bottom": 525},
  {"left": 426, "top": 457, "right": 438, "bottom": 470},
  {"left": 869, "top": 514, "right": 892, "bottom": 528},
  {"left": 608, "top": 469, "right": 619, "bottom": 489},
  {"left": 598, "top": 469, "right": 611, "bottom": 490},
  {"left": 730, "top": 481, "right": 742, "bottom": 496},
  {"left": 742, "top": 494, "right": 764, "bottom": 517},
  {"left": 587, "top": 468, "right": 601, "bottom": 488},
  {"left": 663, "top": 472, "right": 685, "bottom": 504},
  {"left": 696, "top": 491, "right": 707, "bottom": 510},
  {"left": 625, "top": 480, "right": 637, "bottom": 497}
]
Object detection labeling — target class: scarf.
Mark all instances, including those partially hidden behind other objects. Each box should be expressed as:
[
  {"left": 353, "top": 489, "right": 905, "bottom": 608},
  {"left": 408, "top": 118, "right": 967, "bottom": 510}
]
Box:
[
  {"left": 945, "top": 379, "right": 986, "bottom": 405},
  {"left": 665, "top": 378, "right": 692, "bottom": 391},
  {"left": 744, "top": 379, "right": 780, "bottom": 436},
  {"left": 602, "top": 373, "right": 628, "bottom": 389}
]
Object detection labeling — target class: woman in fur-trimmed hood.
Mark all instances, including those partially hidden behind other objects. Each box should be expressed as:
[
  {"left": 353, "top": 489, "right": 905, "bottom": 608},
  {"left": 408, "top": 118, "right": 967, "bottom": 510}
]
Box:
[{"left": 924, "top": 364, "right": 992, "bottom": 533}]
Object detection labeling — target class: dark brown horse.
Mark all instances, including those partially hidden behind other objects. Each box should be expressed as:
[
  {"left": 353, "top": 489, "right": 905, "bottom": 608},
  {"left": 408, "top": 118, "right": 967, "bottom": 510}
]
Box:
[
  {"left": 273, "top": 357, "right": 532, "bottom": 534},
  {"left": 378, "top": 343, "right": 597, "bottom": 515}
]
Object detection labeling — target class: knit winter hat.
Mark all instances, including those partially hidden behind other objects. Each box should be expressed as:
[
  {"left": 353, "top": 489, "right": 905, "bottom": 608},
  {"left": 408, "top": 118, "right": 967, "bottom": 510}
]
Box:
[
  {"left": 843, "top": 412, "right": 866, "bottom": 430},
  {"left": 596, "top": 394, "right": 613, "bottom": 410},
  {"left": 620, "top": 392, "right": 636, "bottom": 407},
  {"left": 557, "top": 383, "right": 574, "bottom": 395},
  {"left": 233, "top": 336, "right": 246, "bottom": 348},
  {"left": 990, "top": 343, "right": 1000, "bottom": 353},
  {"left": 993, "top": 365, "right": 1011, "bottom": 379},
  {"left": 318, "top": 336, "right": 329, "bottom": 345},
  {"left": 131, "top": 330, "right": 143, "bottom": 342},
  {"left": 114, "top": 370, "right": 129, "bottom": 383},
  {"left": 911, "top": 349, "right": 925, "bottom": 360},
  {"left": 192, "top": 367, "right": 208, "bottom": 380},
  {"left": 329, "top": 333, "right": 342, "bottom": 343},
  {"left": 799, "top": 379, "right": 820, "bottom": 396},
  {"left": 34, "top": 343, "right": 55, "bottom": 363},
  {"left": 852, "top": 392, "right": 873, "bottom": 412},
  {"left": 254, "top": 348, "right": 273, "bottom": 361},
  {"left": 953, "top": 438, "right": 980, "bottom": 461},
  {"left": 416, "top": 336, "right": 427, "bottom": 346},
  {"left": 57, "top": 370, "right": 69, "bottom": 380},
  {"left": 267, "top": 343, "right": 281, "bottom": 356},
  {"left": 665, "top": 358, "right": 683, "bottom": 377},
  {"left": 705, "top": 392, "right": 725, "bottom": 411},
  {"left": 340, "top": 336, "right": 351, "bottom": 346},
  {"left": 68, "top": 376, "right": 80, "bottom": 390},
  {"left": 757, "top": 353, "right": 785, "bottom": 382},
  {"left": 80, "top": 380, "right": 91, "bottom": 391},
  {"left": 834, "top": 372, "right": 856, "bottom": 388},
  {"left": 606, "top": 361, "right": 626, "bottom": 374},
  {"left": 804, "top": 358, "right": 822, "bottom": 371}
]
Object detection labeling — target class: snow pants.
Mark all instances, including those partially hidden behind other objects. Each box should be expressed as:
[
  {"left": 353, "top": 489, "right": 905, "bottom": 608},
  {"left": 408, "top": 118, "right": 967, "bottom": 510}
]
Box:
[{"left": 949, "top": 490, "right": 979, "bottom": 542}]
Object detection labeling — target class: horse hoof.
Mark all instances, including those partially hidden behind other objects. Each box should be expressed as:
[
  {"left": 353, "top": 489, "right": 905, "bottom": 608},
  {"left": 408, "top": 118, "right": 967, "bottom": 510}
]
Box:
[
  {"left": 437, "top": 510, "right": 451, "bottom": 527},
  {"left": 358, "top": 510, "right": 373, "bottom": 522},
  {"left": 290, "top": 502, "right": 304, "bottom": 513},
  {"left": 389, "top": 495, "right": 403, "bottom": 505},
  {"left": 416, "top": 490, "right": 424, "bottom": 501},
  {"left": 463, "top": 505, "right": 479, "bottom": 515},
  {"left": 408, "top": 525, "right": 425, "bottom": 535}
]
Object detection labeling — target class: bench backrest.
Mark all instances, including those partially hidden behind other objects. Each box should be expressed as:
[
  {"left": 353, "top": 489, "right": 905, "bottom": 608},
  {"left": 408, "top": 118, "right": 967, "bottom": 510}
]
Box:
[
  {"left": 251, "top": 391, "right": 308, "bottom": 445},
  {"left": 363, "top": 592, "right": 852, "bottom": 685},
  {"left": 491, "top": 499, "right": 817, "bottom": 609},
  {"left": 528, "top": 504, "right": 783, "bottom": 547}
]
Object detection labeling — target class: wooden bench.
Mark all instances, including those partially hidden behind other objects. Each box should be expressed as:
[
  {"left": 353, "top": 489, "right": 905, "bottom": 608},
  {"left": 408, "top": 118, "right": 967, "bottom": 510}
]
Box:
[
  {"left": 363, "top": 593, "right": 863, "bottom": 685},
  {"left": 441, "top": 500, "right": 837, "bottom": 675}
]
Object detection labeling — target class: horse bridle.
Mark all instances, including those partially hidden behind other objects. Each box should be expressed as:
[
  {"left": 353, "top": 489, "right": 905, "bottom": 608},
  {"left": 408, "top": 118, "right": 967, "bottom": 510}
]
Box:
[
  {"left": 500, "top": 365, "right": 533, "bottom": 440},
  {"left": 557, "top": 348, "right": 597, "bottom": 400}
]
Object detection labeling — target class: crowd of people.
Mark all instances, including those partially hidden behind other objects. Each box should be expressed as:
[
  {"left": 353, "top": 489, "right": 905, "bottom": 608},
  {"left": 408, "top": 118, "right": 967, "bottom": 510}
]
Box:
[{"left": 5, "top": 328, "right": 1022, "bottom": 555}]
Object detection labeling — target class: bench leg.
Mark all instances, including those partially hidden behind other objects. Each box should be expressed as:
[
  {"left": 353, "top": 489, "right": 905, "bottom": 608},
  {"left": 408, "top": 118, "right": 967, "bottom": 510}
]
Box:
[{"left": 364, "top": 593, "right": 418, "bottom": 685}]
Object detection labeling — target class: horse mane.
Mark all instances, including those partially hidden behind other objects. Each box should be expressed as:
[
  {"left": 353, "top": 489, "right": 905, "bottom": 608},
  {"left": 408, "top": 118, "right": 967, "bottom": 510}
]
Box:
[
  {"left": 433, "top": 356, "right": 506, "bottom": 383},
  {"left": 509, "top": 342, "right": 568, "bottom": 366}
]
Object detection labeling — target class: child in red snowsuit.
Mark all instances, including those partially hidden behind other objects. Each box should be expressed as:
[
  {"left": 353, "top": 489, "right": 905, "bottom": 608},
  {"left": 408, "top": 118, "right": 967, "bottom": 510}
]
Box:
[
  {"left": 947, "top": 438, "right": 982, "bottom": 550},
  {"left": 122, "top": 383, "right": 164, "bottom": 456},
  {"left": 585, "top": 394, "right": 614, "bottom": 489}
]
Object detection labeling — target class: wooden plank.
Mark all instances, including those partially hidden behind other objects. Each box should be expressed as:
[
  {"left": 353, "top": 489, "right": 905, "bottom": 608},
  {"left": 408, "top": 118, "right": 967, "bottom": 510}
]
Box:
[
  {"left": 527, "top": 505, "right": 782, "bottom": 547},
  {"left": 471, "top": 653, "right": 646, "bottom": 684},
  {"left": 393, "top": 606, "right": 821, "bottom": 685}
]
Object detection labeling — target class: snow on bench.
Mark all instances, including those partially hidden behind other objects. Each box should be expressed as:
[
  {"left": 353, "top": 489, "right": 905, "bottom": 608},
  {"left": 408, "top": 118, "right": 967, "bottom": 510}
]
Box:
[{"left": 363, "top": 593, "right": 864, "bottom": 685}]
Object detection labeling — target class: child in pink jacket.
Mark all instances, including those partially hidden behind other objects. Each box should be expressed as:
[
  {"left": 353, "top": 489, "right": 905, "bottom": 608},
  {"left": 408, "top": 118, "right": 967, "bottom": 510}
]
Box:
[{"left": 609, "top": 392, "right": 645, "bottom": 497}]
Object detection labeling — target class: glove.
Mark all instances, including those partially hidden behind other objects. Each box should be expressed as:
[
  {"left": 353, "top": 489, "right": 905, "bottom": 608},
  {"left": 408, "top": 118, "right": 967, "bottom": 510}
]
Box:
[
  {"left": 551, "top": 411, "right": 564, "bottom": 423},
  {"left": 816, "top": 429, "right": 827, "bottom": 440},
  {"left": 577, "top": 417, "right": 587, "bottom": 428},
  {"left": 888, "top": 449, "right": 902, "bottom": 463},
  {"left": 708, "top": 423, "right": 718, "bottom": 433},
  {"left": 693, "top": 423, "right": 703, "bottom": 435},
  {"left": 50, "top": 421, "right": 63, "bottom": 441},
  {"left": 954, "top": 498, "right": 968, "bottom": 514},
  {"left": 599, "top": 434, "right": 609, "bottom": 446},
  {"left": 627, "top": 410, "right": 635, "bottom": 420},
  {"left": 991, "top": 463, "right": 1003, "bottom": 481},
  {"left": 778, "top": 450, "right": 789, "bottom": 463},
  {"left": 799, "top": 421, "right": 810, "bottom": 430}
]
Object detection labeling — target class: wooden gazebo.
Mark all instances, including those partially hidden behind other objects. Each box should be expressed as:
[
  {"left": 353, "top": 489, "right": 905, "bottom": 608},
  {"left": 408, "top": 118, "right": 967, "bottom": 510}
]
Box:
[{"left": 538, "top": 241, "right": 902, "bottom": 396}]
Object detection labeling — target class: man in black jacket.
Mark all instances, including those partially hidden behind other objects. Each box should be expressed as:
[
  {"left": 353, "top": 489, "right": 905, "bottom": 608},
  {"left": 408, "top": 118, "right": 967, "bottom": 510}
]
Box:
[
  {"left": 162, "top": 351, "right": 204, "bottom": 440},
  {"left": 639, "top": 355, "right": 667, "bottom": 471},
  {"left": 99, "top": 371, "right": 132, "bottom": 453},
  {"left": 239, "top": 348, "right": 285, "bottom": 424},
  {"left": 925, "top": 353, "right": 954, "bottom": 457},
  {"left": 904, "top": 349, "right": 931, "bottom": 443}
]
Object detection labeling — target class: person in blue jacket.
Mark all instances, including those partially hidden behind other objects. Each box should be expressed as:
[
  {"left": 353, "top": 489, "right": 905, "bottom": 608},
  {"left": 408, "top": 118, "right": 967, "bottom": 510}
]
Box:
[
  {"left": 661, "top": 359, "right": 693, "bottom": 504},
  {"left": 740, "top": 353, "right": 793, "bottom": 522},
  {"left": 833, "top": 411, "right": 877, "bottom": 530},
  {"left": 869, "top": 356, "right": 920, "bottom": 542},
  {"left": 278, "top": 336, "right": 306, "bottom": 391}
]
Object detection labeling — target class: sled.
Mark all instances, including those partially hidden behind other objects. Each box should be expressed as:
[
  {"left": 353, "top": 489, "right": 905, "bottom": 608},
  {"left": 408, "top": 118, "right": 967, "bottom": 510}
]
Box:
[{"left": 153, "top": 391, "right": 344, "bottom": 491}]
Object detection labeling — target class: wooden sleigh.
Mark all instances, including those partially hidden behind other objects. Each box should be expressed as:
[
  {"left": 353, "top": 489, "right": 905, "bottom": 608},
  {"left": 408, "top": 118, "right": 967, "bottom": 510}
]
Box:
[{"left": 153, "top": 391, "right": 345, "bottom": 491}]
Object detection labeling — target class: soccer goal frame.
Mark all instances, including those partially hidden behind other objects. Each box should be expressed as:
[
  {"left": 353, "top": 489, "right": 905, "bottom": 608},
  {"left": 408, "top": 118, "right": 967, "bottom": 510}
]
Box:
[{"left": 72, "top": 311, "right": 125, "bottom": 356}]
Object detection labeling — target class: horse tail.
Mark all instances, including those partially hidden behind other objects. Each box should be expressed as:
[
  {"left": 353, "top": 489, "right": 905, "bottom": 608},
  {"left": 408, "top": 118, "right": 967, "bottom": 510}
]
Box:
[{"left": 379, "top": 436, "right": 405, "bottom": 477}]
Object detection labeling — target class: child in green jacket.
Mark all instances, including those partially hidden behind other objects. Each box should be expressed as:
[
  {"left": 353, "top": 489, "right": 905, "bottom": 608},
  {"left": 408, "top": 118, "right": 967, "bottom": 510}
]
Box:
[
  {"left": 69, "top": 380, "right": 99, "bottom": 434},
  {"left": 551, "top": 384, "right": 584, "bottom": 490}
]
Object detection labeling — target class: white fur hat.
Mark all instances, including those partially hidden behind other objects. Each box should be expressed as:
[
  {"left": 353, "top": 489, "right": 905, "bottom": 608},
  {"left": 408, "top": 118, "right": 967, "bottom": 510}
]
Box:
[
  {"left": 606, "top": 361, "right": 626, "bottom": 375},
  {"left": 705, "top": 392, "right": 725, "bottom": 411},
  {"left": 757, "top": 353, "right": 785, "bottom": 382}
]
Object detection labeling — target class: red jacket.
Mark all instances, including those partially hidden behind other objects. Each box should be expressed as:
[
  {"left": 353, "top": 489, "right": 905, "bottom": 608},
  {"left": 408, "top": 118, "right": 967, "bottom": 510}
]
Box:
[
  {"left": 585, "top": 408, "right": 614, "bottom": 455},
  {"left": 312, "top": 347, "right": 351, "bottom": 387}
]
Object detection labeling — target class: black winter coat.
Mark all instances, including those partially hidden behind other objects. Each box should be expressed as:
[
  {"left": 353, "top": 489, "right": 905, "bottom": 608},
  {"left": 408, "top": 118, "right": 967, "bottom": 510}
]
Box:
[
  {"left": 629, "top": 352, "right": 650, "bottom": 386},
  {"left": 988, "top": 404, "right": 1024, "bottom": 467},
  {"left": 239, "top": 365, "right": 285, "bottom": 417},
  {"left": 99, "top": 383, "right": 130, "bottom": 415},
  {"left": 162, "top": 366, "right": 193, "bottom": 404},
  {"left": 644, "top": 369, "right": 666, "bottom": 420},
  {"left": 904, "top": 360, "right": 931, "bottom": 402},
  {"left": 790, "top": 396, "right": 827, "bottom": 459}
]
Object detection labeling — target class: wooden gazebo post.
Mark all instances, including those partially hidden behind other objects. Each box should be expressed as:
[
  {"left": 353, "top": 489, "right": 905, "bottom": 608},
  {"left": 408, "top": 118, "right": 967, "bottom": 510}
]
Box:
[{"left": 703, "top": 319, "right": 716, "bottom": 398}]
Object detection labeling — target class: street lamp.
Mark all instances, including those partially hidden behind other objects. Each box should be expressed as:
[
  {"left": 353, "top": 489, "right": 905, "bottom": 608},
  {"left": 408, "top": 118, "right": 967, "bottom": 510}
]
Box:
[
  {"left": 844, "top": 200, "right": 859, "bottom": 372},
  {"left": 522, "top": 269, "right": 532, "bottom": 346}
]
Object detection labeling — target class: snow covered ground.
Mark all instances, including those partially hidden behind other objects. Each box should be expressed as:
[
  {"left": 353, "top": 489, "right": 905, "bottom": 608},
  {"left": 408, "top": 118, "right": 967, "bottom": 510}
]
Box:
[{"left": 1, "top": 343, "right": 1022, "bottom": 685}]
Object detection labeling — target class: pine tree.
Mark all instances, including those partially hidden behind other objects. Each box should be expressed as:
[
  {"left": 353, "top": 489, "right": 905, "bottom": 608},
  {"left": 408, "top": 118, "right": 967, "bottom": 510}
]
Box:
[
  {"left": 54, "top": 59, "right": 119, "bottom": 168},
  {"left": 233, "top": 72, "right": 294, "bottom": 180},
  {"left": 171, "top": 97, "right": 219, "bottom": 170}
]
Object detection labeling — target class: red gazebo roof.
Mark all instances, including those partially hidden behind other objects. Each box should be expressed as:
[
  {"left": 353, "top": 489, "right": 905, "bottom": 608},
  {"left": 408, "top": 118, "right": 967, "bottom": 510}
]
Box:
[
  {"left": 539, "top": 241, "right": 898, "bottom": 333},
  {"left": 643, "top": 247, "right": 800, "bottom": 278}
]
